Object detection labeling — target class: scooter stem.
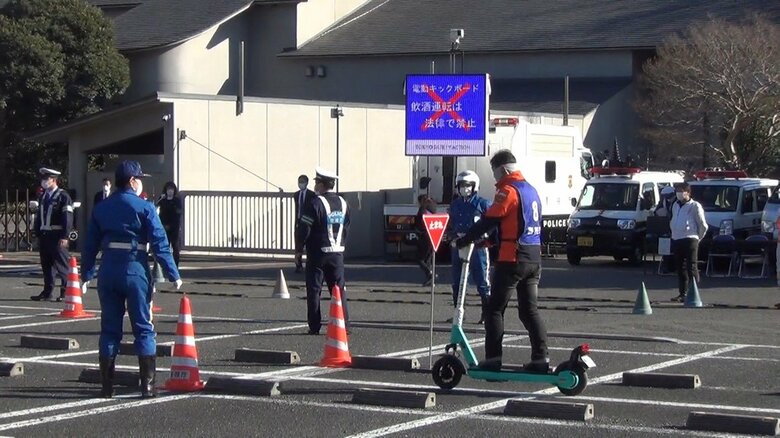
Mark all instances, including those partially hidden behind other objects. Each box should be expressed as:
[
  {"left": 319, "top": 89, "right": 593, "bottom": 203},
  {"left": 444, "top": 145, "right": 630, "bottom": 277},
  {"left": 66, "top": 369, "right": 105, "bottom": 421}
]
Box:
[{"left": 452, "top": 244, "right": 474, "bottom": 327}]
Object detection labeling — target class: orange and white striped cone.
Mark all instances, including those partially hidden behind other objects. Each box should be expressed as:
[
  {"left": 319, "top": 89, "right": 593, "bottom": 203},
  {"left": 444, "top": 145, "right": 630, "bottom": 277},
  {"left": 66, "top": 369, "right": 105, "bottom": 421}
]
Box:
[
  {"left": 59, "top": 257, "right": 94, "bottom": 319},
  {"left": 164, "top": 295, "right": 204, "bottom": 391},
  {"left": 151, "top": 285, "right": 162, "bottom": 313},
  {"left": 319, "top": 285, "right": 352, "bottom": 367}
]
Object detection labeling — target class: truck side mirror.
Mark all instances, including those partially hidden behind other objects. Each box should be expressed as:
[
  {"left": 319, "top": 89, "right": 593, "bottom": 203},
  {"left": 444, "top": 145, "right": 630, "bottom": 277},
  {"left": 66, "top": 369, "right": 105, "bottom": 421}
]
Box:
[
  {"left": 570, "top": 198, "right": 577, "bottom": 207},
  {"left": 419, "top": 177, "right": 431, "bottom": 190}
]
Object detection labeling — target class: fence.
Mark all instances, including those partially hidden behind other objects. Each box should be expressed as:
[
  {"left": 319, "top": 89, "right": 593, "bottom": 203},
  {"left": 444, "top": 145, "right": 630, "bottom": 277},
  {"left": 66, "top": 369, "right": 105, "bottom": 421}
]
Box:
[
  {"left": 181, "top": 191, "right": 296, "bottom": 254},
  {"left": 0, "top": 189, "right": 34, "bottom": 252}
]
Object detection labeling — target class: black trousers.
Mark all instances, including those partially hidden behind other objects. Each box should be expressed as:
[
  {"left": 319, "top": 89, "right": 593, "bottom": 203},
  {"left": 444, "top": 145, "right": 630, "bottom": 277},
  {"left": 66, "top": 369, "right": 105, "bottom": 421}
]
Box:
[
  {"left": 416, "top": 235, "right": 432, "bottom": 279},
  {"left": 485, "top": 261, "right": 548, "bottom": 362},
  {"left": 305, "top": 252, "right": 349, "bottom": 333},
  {"left": 165, "top": 230, "right": 180, "bottom": 266},
  {"left": 673, "top": 238, "right": 699, "bottom": 296},
  {"left": 38, "top": 233, "right": 69, "bottom": 297}
]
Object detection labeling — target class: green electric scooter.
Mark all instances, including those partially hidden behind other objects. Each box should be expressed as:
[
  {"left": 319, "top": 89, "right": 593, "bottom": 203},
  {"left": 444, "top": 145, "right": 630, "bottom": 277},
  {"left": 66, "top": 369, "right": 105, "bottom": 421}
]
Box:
[{"left": 431, "top": 244, "right": 595, "bottom": 396}]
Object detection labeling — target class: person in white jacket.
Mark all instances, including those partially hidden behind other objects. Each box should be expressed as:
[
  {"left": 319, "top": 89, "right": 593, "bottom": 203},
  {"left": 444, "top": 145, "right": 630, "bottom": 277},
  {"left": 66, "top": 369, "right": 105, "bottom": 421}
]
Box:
[{"left": 670, "top": 182, "right": 708, "bottom": 302}]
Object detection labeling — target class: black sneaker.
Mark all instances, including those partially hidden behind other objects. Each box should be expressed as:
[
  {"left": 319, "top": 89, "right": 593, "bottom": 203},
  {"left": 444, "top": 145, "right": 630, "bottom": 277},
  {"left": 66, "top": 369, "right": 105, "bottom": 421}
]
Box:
[
  {"left": 523, "top": 361, "right": 550, "bottom": 374},
  {"left": 307, "top": 329, "right": 320, "bottom": 335},
  {"left": 30, "top": 293, "right": 53, "bottom": 302},
  {"left": 670, "top": 295, "right": 685, "bottom": 303}
]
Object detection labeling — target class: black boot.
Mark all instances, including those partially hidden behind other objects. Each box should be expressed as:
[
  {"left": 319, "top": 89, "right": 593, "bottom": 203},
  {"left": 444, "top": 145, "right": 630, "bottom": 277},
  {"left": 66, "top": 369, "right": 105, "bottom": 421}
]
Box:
[
  {"left": 477, "top": 296, "right": 489, "bottom": 325},
  {"left": 138, "top": 355, "right": 157, "bottom": 398},
  {"left": 99, "top": 356, "right": 115, "bottom": 398}
]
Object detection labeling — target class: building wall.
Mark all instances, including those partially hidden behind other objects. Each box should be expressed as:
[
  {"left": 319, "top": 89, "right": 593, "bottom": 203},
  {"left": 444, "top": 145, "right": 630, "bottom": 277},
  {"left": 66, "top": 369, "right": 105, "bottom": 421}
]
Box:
[
  {"left": 167, "top": 96, "right": 410, "bottom": 194},
  {"left": 123, "top": 12, "right": 248, "bottom": 101},
  {"left": 296, "top": 0, "right": 370, "bottom": 46}
]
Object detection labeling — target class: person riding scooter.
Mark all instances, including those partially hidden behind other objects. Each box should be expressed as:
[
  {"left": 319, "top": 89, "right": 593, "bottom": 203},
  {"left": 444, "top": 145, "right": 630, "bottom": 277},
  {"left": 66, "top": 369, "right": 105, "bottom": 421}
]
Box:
[{"left": 448, "top": 170, "right": 491, "bottom": 323}]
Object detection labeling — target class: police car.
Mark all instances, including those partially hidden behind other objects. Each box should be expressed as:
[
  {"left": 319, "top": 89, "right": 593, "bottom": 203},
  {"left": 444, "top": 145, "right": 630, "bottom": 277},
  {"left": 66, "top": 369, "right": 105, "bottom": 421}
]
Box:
[
  {"left": 566, "top": 167, "right": 683, "bottom": 265},
  {"left": 760, "top": 185, "right": 780, "bottom": 240},
  {"left": 688, "top": 170, "right": 778, "bottom": 239}
]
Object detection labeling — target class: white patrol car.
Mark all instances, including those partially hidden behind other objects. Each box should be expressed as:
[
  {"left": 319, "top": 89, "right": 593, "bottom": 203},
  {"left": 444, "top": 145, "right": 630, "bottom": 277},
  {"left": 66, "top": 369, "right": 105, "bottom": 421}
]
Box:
[
  {"left": 688, "top": 170, "right": 778, "bottom": 239},
  {"left": 760, "top": 185, "right": 780, "bottom": 241},
  {"left": 566, "top": 167, "right": 683, "bottom": 265}
]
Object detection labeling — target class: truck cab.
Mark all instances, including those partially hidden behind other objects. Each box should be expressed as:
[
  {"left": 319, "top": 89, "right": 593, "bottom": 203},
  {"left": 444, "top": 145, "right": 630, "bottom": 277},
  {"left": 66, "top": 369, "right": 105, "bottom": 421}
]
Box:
[
  {"left": 566, "top": 167, "right": 683, "bottom": 265},
  {"left": 688, "top": 170, "right": 778, "bottom": 239}
]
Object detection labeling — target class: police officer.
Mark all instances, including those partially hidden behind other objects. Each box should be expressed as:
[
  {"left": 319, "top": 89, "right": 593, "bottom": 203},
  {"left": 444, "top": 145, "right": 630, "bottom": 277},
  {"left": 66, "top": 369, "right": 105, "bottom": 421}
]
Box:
[
  {"left": 31, "top": 168, "right": 73, "bottom": 302},
  {"left": 81, "top": 161, "right": 181, "bottom": 398},
  {"left": 295, "top": 167, "right": 350, "bottom": 335},
  {"left": 457, "top": 150, "right": 549, "bottom": 373},
  {"left": 448, "top": 170, "right": 491, "bottom": 324}
]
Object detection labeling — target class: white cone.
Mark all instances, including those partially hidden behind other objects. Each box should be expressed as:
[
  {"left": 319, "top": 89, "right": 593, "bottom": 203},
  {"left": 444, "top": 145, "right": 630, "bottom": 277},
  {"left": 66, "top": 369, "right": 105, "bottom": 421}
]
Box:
[{"left": 272, "top": 270, "right": 290, "bottom": 299}]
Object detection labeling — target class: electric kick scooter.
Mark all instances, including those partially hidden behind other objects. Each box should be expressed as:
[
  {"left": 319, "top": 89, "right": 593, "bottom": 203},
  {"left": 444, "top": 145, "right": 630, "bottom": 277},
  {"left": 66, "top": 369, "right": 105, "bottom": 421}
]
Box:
[{"left": 431, "top": 244, "right": 596, "bottom": 395}]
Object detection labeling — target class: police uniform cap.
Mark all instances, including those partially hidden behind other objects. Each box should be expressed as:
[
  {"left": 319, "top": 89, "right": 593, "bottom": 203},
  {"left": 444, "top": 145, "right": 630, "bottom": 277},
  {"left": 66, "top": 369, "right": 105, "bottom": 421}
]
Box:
[
  {"left": 489, "top": 149, "right": 517, "bottom": 168},
  {"left": 314, "top": 166, "right": 338, "bottom": 182},
  {"left": 115, "top": 160, "right": 150, "bottom": 180},
  {"left": 39, "top": 168, "right": 61, "bottom": 178}
]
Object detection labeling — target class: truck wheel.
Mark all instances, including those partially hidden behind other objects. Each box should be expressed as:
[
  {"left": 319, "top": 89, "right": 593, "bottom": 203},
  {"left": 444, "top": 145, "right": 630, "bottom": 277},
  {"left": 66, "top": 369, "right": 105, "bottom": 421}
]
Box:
[{"left": 567, "top": 251, "right": 581, "bottom": 265}]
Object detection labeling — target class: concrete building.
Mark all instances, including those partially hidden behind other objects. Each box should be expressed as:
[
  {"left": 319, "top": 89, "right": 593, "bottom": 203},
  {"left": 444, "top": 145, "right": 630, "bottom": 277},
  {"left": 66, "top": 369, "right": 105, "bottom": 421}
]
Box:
[{"left": 27, "top": 0, "right": 778, "bottom": 256}]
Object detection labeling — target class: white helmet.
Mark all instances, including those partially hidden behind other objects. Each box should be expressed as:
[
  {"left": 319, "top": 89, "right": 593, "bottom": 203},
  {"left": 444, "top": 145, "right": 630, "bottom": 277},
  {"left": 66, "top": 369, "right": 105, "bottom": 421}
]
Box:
[{"left": 455, "top": 170, "right": 479, "bottom": 193}]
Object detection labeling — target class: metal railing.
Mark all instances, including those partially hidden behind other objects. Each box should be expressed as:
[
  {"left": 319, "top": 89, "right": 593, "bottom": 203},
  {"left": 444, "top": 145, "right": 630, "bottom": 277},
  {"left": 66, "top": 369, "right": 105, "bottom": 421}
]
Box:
[
  {"left": 181, "top": 191, "right": 296, "bottom": 254},
  {"left": 0, "top": 189, "right": 33, "bottom": 252}
]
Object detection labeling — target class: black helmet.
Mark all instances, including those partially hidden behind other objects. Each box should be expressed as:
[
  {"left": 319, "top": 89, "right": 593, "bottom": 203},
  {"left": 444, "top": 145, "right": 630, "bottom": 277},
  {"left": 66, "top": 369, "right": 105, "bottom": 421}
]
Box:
[{"left": 489, "top": 149, "right": 517, "bottom": 169}]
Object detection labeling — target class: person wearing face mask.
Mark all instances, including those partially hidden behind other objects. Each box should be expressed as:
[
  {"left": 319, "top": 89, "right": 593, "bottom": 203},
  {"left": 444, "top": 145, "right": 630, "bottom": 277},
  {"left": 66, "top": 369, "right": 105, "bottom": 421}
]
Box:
[
  {"left": 94, "top": 178, "right": 112, "bottom": 206},
  {"left": 293, "top": 175, "right": 316, "bottom": 273},
  {"left": 456, "top": 149, "right": 549, "bottom": 373},
  {"left": 448, "top": 170, "right": 491, "bottom": 324},
  {"left": 31, "top": 168, "right": 74, "bottom": 302},
  {"left": 669, "top": 182, "right": 708, "bottom": 302},
  {"left": 81, "top": 161, "right": 182, "bottom": 399},
  {"left": 295, "top": 167, "right": 351, "bottom": 335},
  {"left": 157, "top": 181, "right": 183, "bottom": 266}
]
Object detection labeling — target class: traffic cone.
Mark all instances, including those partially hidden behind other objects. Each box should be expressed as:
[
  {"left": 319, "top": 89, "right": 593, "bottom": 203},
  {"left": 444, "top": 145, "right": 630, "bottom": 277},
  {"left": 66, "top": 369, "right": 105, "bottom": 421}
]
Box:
[
  {"left": 151, "top": 285, "right": 162, "bottom": 313},
  {"left": 684, "top": 277, "right": 703, "bottom": 308},
  {"left": 272, "top": 270, "right": 290, "bottom": 299},
  {"left": 59, "top": 257, "right": 94, "bottom": 319},
  {"left": 319, "top": 285, "right": 352, "bottom": 368},
  {"left": 153, "top": 259, "right": 165, "bottom": 284},
  {"left": 164, "top": 295, "right": 205, "bottom": 391},
  {"left": 632, "top": 281, "right": 652, "bottom": 315}
]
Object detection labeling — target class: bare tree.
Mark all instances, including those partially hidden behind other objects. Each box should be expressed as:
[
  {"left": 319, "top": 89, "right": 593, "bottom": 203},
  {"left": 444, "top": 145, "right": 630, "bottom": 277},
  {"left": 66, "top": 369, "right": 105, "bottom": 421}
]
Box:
[{"left": 636, "top": 16, "right": 780, "bottom": 175}]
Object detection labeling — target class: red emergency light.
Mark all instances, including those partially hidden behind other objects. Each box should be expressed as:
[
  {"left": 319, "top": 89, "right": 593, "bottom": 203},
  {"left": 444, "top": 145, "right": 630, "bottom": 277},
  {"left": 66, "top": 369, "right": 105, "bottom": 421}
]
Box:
[
  {"left": 693, "top": 170, "right": 749, "bottom": 180},
  {"left": 491, "top": 117, "right": 519, "bottom": 127},
  {"left": 590, "top": 167, "right": 642, "bottom": 176}
]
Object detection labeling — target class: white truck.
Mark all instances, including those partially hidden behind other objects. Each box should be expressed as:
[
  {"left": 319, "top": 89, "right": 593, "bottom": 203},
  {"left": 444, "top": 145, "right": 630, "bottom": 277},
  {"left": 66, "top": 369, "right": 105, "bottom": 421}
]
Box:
[{"left": 383, "top": 117, "right": 594, "bottom": 255}]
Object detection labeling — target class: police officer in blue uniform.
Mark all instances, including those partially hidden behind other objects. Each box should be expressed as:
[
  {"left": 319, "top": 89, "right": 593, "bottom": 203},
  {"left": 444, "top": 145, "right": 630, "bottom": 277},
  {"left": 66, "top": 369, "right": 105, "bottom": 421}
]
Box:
[
  {"left": 31, "top": 168, "right": 74, "bottom": 302},
  {"left": 295, "top": 167, "right": 351, "bottom": 335},
  {"left": 448, "top": 170, "right": 492, "bottom": 324},
  {"left": 81, "top": 161, "right": 181, "bottom": 398}
]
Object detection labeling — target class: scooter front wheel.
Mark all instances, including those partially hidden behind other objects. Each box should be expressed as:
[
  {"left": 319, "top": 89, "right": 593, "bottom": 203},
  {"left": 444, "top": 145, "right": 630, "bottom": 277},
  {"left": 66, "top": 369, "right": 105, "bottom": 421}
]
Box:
[
  {"left": 432, "top": 355, "right": 465, "bottom": 389},
  {"left": 555, "top": 361, "right": 588, "bottom": 396}
]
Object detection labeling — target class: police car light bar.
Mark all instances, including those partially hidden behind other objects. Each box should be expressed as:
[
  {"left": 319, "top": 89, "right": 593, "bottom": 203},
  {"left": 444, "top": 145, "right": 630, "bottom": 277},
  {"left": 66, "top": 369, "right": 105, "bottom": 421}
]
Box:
[
  {"left": 491, "top": 117, "right": 519, "bottom": 127},
  {"left": 590, "top": 166, "right": 642, "bottom": 176},
  {"left": 693, "top": 170, "right": 749, "bottom": 180}
]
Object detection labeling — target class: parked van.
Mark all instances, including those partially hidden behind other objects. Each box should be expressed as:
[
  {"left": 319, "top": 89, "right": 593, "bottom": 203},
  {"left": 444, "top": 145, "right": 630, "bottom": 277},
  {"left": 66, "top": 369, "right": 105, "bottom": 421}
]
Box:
[
  {"left": 566, "top": 167, "right": 684, "bottom": 265},
  {"left": 760, "top": 184, "right": 780, "bottom": 241},
  {"left": 688, "top": 171, "right": 778, "bottom": 239}
]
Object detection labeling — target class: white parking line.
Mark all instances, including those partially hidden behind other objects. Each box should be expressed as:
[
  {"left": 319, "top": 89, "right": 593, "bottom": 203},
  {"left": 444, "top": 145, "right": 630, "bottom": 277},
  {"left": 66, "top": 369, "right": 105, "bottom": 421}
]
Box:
[
  {"left": 572, "top": 395, "right": 780, "bottom": 415},
  {"left": 0, "top": 394, "right": 190, "bottom": 432},
  {"left": 0, "top": 317, "right": 99, "bottom": 331},
  {"left": 0, "top": 313, "right": 58, "bottom": 321},
  {"left": 345, "top": 344, "right": 744, "bottom": 438}
]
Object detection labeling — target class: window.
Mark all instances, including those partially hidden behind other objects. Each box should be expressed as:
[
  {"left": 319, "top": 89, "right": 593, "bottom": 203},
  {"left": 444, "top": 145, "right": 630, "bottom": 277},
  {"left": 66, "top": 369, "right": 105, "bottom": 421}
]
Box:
[
  {"left": 642, "top": 183, "right": 656, "bottom": 209},
  {"left": 545, "top": 161, "right": 556, "bottom": 183},
  {"left": 577, "top": 183, "right": 640, "bottom": 211},
  {"left": 691, "top": 185, "right": 739, "bottom": 212},
  {"left": 741, "top": 189, "right": 757, "bottom": 214},
  {"left": 756, "top": 188, "right": 770, "bottom": 211}
]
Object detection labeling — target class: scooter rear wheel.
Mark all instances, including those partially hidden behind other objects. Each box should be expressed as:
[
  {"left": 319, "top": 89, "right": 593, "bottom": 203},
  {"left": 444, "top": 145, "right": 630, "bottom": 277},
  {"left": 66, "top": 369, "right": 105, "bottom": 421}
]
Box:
[
  {"left": 432, "top": 355, "right": 465, "bottom": 389},
  {"left": 555, "top": 361, "right": 588, "bottom": 396}
]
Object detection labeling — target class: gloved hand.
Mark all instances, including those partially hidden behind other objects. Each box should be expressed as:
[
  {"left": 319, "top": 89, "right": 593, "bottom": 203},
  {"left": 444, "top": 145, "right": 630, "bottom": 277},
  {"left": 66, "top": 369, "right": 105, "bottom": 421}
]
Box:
[
  {"left": 174, "top": 279, "right": 183, "bottom": 290},
  {"left": 81, "top": 281, "right": 90, "bottom": 295}
]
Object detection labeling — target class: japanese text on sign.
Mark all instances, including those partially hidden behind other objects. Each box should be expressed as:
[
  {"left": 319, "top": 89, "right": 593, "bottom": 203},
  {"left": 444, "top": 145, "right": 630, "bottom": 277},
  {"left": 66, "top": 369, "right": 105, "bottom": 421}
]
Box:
[{"left": 405, "top": 74, "right": 489, "bottom": 157}]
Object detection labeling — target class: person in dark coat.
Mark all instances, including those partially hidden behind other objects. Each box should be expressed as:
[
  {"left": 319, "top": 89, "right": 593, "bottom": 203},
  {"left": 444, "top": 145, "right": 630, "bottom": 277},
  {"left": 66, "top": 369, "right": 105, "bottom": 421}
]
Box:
[{"left": 156, "top": 181, "right": 183, "bottom": 266}]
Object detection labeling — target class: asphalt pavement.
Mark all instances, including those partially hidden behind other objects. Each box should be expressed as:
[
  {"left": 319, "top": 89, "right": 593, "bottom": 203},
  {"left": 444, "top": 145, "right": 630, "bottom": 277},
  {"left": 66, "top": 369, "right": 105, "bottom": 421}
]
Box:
[{"left": 0, "top": 252, "right": 778, "bottom": 437}]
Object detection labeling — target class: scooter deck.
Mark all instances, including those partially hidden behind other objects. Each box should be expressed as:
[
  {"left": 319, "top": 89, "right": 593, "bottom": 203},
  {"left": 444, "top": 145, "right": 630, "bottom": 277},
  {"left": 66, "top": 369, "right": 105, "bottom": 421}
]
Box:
[
  {"left": 467, "top": 367, "right": 571, "bottom": 386},
  {"left": 471, "top": 363, "right": 551, "bottom": 374}
]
